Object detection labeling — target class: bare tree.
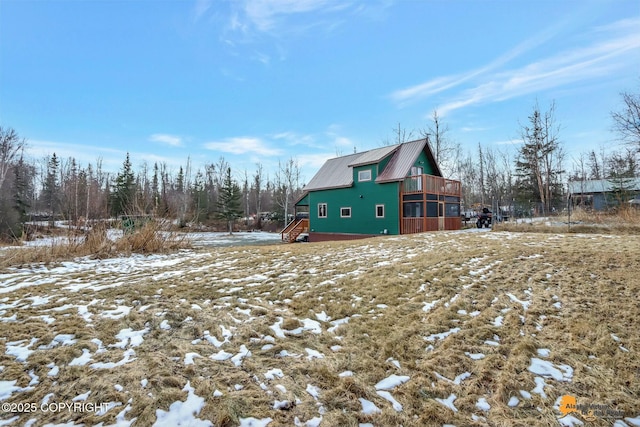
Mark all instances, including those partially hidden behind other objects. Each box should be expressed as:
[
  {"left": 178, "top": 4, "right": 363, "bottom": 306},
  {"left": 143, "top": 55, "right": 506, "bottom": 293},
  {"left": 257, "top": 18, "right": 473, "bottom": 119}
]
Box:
[
  {"left": 274, "top": 157, "right": 302, "bottom": 224},
  {"left": 0, "top": 127, "right": 27, "bottom": 192},
  {"left": 422, "top": 110, "right": 457, "bottom": 176},
  {"left": 611, "top": 87, "right": 640, "bottom": 149},
  {"left": 381, "top": 123, "right": 414, "bottom": 146},
  {"left": 253, "top": 163, "right": 264, "bottom": 228}
]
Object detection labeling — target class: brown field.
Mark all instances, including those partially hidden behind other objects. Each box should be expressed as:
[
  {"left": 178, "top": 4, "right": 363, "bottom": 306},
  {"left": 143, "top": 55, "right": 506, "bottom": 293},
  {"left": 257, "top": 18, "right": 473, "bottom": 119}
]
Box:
[{"left": 0, "top": 229, "right": 639, "bottom": 426}]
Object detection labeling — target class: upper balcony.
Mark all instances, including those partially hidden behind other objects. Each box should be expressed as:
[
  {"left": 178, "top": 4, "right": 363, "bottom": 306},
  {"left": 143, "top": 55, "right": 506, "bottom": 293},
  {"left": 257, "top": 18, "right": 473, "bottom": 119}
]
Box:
[{"left": 402, "top": 174, "right": 461, "bottom": 197}]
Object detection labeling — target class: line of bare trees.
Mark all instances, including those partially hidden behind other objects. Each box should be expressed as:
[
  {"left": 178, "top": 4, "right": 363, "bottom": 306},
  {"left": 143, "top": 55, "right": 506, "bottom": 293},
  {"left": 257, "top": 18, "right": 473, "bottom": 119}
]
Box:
[{"left": 0, "top": 128, "right": 305, "bottom": 241}]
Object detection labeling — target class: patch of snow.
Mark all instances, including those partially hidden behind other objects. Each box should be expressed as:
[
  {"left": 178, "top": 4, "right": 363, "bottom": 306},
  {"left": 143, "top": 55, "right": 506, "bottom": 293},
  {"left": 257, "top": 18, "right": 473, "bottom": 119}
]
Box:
[
  {"left": 339, "top": 371, "right": 353, "bottom": 377},
  {"left": 375, "top": 374, "right": 410, "bottom": 390},
  {"left": 424, "top": 327, "right": 460, "bottom": 342},
  {"left": 153, "top": 381, "right": 212, "bottom": 427},
  {"left": 231, "top": 345, "right": 251, "bottom": 367},
  {"left": 159, "top": 320, "right": 171, "bottom": 330},
  {"left": 377, "top": 390, "right": 403, "bottom": 411},
  {"left": 305, "top": 348, "right": 324, "bottom": 360},
  {"left": 435, "top": 394, "right": 458, "bottom": 412},
  {"left": 625, "top": 417, "right": 640, "bottom": 426},
  {"left": 465, "top": 352, "right": 485, "bottom": 360},
  {"left": 531, "top": 377, "right": 547, "bottom": 398},
  {"left": 476, "top": 397, "right": 490, "bottom": 411},
  {"left": 69, "top": 349, "right": 93, "bottom": 366},
  {"left": 528, "top": 357, "right": 573, "bottom": 381},
  {"left": 210, "top": 350, "right": 233, "bottom": 361},
  {"left": 184, "top": 352, "right": 201, "bottom": 365},
  {"left": 112, "top": 327, "right": 149, "bottom": 348},
  {"left": 508, "top": 396, "right": 520, "bottom": 407},
  {"left": 306, "top": 384, "right": 320, "bottom": 400},
  {"left": 359, "top": 398, "right": 381, "bottom": 415},
  {"left": 506, "top": 293, "right": 531, "bottom": 310},
  {"left": 264, "top": 368, "right": 284, "bottom": 380},
  {"left": 327, "top": 317, "right": 350, "bottom": 333},
  {"left": 537, "top": 348, "right": 551, "bottom": 357}
]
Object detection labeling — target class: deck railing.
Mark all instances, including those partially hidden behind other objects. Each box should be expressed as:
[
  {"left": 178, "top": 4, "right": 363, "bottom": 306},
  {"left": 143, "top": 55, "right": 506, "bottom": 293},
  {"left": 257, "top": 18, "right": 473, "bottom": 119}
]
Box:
[{"left": 402, "top": 175, "right": 461, "bottom": 197}]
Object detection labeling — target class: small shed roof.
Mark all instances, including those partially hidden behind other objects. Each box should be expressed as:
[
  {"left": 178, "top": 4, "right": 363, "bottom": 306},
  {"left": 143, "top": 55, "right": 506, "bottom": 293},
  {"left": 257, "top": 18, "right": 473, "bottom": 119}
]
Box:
[{"left": 568, "top": 178, "right": 640, "bottom": 194}]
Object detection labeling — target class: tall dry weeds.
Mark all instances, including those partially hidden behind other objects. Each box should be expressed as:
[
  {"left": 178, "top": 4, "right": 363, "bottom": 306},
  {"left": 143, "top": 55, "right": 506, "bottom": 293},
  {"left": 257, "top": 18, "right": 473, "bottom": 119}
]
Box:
[{"left": 0, "top": 221, "right": 190, "bottom": 270}]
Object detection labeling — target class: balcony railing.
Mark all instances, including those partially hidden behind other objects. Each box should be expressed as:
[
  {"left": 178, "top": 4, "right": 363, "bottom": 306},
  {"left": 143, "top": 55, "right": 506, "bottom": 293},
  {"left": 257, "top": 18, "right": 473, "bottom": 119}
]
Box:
[{"left": 402, "top": 175, "right": 461, "bottom": 197}]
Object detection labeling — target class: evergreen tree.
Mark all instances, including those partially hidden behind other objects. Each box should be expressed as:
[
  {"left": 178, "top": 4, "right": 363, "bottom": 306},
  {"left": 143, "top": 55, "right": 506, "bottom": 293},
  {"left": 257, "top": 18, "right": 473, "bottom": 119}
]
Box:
[
  {"left": 515, "top": 101, "right": 565, "bottom": 215},
  {"left": 216, "top": 167, "right": 243, "bottom": 234},
  {"left": 111, "top": 153, "right": 135, "bottom": 216},
  {"left": 43, "top": 153, "right": 60, "bottom": 224}
]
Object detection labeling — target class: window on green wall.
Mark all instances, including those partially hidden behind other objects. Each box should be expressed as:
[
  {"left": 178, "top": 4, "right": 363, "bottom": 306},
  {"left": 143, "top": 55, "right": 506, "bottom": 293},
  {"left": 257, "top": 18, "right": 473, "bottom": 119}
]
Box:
[
  {"left": 340, "top": 207, "right": 351, "bottom": 218},
  {"left": 358, "top": 169, "right": 372, "bottom": 182},
  {"left": 376, "top": 204, "right": 385, "bottom": 218},
  {"left": 318, "top": 203, "right": 327, "bottom": 218}
]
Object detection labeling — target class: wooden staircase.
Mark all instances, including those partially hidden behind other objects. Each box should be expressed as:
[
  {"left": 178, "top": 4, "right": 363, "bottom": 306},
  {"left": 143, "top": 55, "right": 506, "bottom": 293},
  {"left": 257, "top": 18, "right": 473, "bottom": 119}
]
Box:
[{"left": 281, "top": 218, "right": 309, "bottom": 243}]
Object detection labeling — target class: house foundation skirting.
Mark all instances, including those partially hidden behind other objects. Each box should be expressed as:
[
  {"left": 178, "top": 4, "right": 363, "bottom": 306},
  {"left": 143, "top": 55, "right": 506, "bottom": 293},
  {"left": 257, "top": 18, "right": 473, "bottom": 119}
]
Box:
[{"left": 309, "top": 232, "right": 379, "bottom": 243}]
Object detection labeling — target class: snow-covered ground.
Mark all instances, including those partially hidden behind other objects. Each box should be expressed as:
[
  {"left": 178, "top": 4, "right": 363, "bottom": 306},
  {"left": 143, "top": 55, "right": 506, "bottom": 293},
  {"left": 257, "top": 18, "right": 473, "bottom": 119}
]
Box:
[{"left": 0, "top": 230, "right": 638, "bottom": 426}]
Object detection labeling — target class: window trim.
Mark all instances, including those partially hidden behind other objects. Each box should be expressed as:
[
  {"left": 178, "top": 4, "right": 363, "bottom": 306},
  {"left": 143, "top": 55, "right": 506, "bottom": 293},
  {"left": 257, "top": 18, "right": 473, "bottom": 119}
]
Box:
[
  {"left": 318, "top": 203, "right": 327, "bottom": 218},
  {"left": 340, "top": 207, "right": 352, "bottom": 218},
  {"left": 375, "top": 204, "right": 385, "bottom": 218},
  {"left": 358, "top": 169, "right": 372, "bottom": 182}
]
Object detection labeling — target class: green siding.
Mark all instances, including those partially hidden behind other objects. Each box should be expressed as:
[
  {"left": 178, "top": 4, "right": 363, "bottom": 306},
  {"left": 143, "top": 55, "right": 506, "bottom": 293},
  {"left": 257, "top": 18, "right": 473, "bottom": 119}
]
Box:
[
  {"left": 296, "top": 193, "right": 310, "bottom": 206},
  {"left": 412, "top": 151, "right": 436, "bottom": 176},
  {"left": 309, "top": 166, "right": 400, "bottom": 235}
]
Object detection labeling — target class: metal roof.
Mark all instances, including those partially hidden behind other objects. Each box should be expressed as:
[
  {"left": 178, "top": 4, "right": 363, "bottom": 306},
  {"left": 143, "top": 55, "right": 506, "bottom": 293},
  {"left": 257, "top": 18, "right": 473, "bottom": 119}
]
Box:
[
  {"left": 376, "top": 138, "right": 434, "bottom": 182},
  {"left": 348, "top": 145, "right": 399, "bottom": 167},
  {"left": 568, "top": 178, "right": 640, "bottom": 194},
  {"left": 303, "top": 138, "right": 440, "bottom": 192},
  {"left": 303, "top": 152, "right": 360, "bottom": 191}
]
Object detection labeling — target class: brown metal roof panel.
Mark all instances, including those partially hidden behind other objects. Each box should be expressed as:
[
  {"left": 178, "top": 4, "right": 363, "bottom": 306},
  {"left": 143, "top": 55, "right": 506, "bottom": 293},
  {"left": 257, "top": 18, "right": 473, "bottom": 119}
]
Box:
[{"left": 376, "top": 138, "right": 427, "bottom": 182}]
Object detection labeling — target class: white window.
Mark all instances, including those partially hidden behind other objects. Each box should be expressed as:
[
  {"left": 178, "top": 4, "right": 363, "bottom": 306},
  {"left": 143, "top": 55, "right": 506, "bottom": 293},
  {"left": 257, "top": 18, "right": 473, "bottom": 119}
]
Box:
[
  {"left": 376, "top": 204, "right": 385, "bottom": 218},
  {"left": 340, "top": 207, "right": 351, "bottom": 218},
  {"left": 318, "top": 203, "right": 327, "bottom": 218},
  {"left": 358, "top": 169, "right": 372, "bottom": 182}
]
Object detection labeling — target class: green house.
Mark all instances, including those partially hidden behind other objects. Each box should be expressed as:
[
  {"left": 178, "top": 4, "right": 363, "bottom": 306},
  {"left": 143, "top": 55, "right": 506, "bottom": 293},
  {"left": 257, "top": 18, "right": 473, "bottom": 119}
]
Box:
[{"left": 282, "top": 138, "right": 462, "bottom": 243}]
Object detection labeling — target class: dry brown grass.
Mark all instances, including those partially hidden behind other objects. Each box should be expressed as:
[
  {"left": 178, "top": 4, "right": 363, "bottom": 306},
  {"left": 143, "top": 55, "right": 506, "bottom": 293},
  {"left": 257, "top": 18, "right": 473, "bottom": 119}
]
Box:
[
  {"left": 494, "top": 207, "right": 640, "bottom": 235},
  {"left": 0, "top": 222, "right": 190, "bottom": 271},
  {"left": 0, "top": 230, "right": 639, "bottom": 426}
]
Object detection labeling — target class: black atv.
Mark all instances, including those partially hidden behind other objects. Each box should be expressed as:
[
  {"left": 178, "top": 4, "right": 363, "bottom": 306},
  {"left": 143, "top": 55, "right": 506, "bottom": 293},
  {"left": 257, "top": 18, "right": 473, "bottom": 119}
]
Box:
[{"left": 476, "top": 208, "right": 492, "bottom": 228}]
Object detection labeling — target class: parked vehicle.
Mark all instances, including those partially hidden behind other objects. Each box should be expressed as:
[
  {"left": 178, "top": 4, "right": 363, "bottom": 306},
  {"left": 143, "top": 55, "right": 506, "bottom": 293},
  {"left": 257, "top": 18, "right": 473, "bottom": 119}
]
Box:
[{"left": 476, "top": 208, "right": 492, "bottom": 228}]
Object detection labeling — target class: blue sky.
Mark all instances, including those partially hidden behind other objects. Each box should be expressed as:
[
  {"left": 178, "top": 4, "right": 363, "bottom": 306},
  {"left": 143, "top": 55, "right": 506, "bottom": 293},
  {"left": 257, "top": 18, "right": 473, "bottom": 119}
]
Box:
[{"left": 1, "top": 0, "right": 639, "bottom": 183}]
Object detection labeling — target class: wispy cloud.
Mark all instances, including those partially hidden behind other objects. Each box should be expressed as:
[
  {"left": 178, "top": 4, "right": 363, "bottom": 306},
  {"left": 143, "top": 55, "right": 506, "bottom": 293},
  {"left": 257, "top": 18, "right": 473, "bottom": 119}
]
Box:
[
  {"left": 203, "top": 137, "right": 283, "bottom": 156},
  {"left": 390, "top": 17, "right": 640, "bottom": 117},
  {"left": 149, "top": 133, "right": 183, "bottom": 147},
  {"left": 193, "top": 0, "right": 212, "bottom": 22},
  {"left": 242, "top": 0, "right": 337, "bottom": 32},
  {"left": 216, "top": 0, "right": 387, "bottom": 43}
]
